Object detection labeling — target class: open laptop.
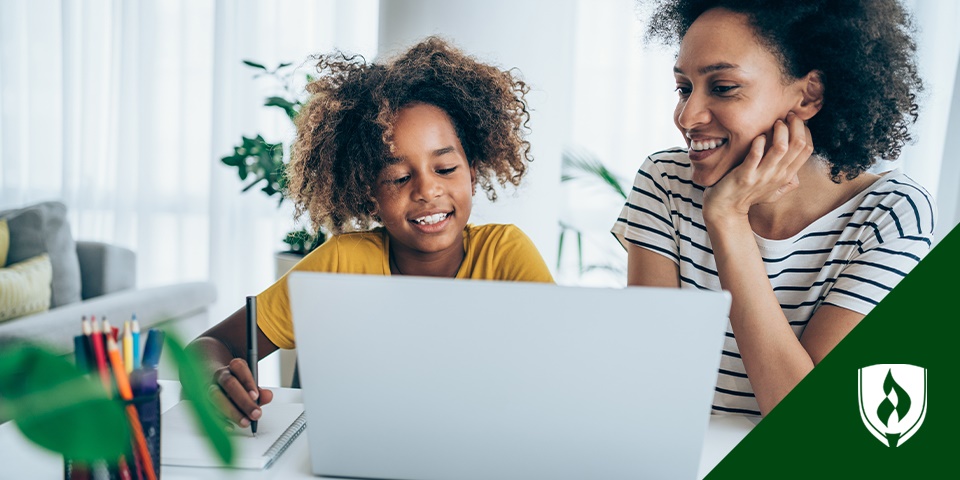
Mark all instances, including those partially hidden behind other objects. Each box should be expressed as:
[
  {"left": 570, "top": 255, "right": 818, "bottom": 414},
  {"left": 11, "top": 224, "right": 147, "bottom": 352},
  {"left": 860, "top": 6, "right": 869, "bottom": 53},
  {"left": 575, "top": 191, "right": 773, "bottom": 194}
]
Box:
[{"left": 288, "top": 272, "right": 731, "bottom": 480}]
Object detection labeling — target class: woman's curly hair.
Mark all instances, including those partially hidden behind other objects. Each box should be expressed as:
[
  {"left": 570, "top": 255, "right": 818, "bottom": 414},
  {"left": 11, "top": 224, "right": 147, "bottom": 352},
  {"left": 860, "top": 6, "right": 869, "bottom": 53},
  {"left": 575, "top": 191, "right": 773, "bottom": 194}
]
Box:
[
  {"left": 286, "top": 36, "right": 532, "bottom": 234},
  {"left": 644, "top": 0, "right": 923, "bottom": 181}
]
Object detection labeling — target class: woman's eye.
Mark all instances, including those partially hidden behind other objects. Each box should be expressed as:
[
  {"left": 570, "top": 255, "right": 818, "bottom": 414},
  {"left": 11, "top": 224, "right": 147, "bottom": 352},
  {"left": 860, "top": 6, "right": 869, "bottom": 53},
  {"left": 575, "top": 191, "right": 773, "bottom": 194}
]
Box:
[
  {"left": 675, "top": 85, "right": 691, "bottom": 97},
  {"left": 713, "top": 85, "right": 738, "bottom": 95},
  {"left": 437, "top": 166, "right": 458, "bottom": 175}
]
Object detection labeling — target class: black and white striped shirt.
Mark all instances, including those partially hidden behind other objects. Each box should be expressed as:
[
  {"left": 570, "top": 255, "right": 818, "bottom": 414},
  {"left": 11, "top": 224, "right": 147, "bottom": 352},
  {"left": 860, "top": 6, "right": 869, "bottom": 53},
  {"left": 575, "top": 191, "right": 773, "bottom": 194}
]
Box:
[{"left": 611, "top": 149, "right": 936, "bottom": 416}]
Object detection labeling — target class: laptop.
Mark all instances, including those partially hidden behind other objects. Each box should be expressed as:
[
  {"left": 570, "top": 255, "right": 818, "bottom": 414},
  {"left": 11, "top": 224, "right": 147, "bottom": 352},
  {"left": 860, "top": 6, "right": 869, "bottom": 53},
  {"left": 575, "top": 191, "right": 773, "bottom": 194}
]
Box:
[{"left": 288, "top": 272, "right": 731, "bottom": 480}]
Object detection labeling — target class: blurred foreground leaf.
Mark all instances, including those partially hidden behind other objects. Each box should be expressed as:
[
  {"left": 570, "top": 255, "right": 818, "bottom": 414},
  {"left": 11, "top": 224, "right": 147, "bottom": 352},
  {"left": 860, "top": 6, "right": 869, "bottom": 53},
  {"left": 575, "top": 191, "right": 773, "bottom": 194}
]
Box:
[
  {"left": 0, "top": 343, "right": 130, "bottom": 461},
  {"left": 164, "top": 332, "right": 234, "bottom": 465}
]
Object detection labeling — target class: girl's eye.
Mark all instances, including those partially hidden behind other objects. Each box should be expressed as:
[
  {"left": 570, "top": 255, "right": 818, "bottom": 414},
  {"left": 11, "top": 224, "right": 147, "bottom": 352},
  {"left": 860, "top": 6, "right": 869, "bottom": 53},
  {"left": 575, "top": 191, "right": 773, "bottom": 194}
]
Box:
[
  {"left": 391, "top": 175, "right": 410, "bottom": 185},
  {"left": 437, "top": 166, "right": 458, "bottom": 175}
]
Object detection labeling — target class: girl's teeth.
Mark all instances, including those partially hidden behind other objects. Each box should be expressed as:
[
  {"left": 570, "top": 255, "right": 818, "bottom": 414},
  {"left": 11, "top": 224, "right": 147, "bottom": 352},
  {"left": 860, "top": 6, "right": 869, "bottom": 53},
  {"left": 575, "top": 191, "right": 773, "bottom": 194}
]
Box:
[{"left": 416, "top": 213, "right": 448, "bottom": 225}]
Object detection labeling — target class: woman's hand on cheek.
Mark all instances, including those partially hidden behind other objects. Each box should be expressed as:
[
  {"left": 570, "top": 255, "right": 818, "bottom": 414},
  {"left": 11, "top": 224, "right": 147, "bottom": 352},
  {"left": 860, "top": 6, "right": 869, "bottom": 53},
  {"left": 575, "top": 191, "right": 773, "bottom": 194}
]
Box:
[{"left": 702, "top": 112, "right": 813, "bottom": 225}]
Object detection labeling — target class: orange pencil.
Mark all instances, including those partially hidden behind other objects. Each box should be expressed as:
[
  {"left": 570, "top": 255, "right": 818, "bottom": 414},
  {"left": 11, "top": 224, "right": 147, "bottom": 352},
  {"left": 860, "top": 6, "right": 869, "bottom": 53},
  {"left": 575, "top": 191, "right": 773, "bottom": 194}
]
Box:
[{"left": 106, "top": 335, "right": 157, "bottom": 480}]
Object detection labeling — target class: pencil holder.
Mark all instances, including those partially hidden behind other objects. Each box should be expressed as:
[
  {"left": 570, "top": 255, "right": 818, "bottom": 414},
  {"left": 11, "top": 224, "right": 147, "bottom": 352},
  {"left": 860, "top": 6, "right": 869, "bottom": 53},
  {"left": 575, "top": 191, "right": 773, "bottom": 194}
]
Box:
[{"left": 63, "top": 387, "right": 162, "bottom": 480}]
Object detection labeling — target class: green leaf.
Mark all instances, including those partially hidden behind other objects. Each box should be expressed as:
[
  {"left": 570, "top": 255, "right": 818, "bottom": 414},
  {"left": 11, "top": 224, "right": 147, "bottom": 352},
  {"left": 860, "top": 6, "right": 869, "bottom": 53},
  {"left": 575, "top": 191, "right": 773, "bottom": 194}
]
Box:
[
  {"left": 163, "top": 332, "right": 234, "bottom": 465},
  {"left": 241, "top": 60, "right": 268, "bottom": 71},
  {"left": 264, "top": 96, "right": 298, "bottom": 121},
  {"left": 0, "top": 343, "right": 130, "bottom": 461},
  {"left": 561, "top": 148, "right": 628, "bottom": 199}
]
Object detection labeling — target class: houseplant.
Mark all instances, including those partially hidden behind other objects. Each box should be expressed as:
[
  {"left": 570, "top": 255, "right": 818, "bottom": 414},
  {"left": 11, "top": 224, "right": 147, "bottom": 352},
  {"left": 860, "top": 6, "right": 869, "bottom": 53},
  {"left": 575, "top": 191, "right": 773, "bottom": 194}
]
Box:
[
  {"left": 220, "top": 60, "right": 326, "bottom": 261},
  {"left": 558, "top": 147, "right": 629, "bottom": 281}
]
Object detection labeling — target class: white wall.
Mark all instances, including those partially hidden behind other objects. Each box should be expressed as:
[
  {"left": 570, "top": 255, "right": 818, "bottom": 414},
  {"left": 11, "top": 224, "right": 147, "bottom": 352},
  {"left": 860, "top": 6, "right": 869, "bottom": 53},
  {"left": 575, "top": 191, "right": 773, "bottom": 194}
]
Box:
[{"left": 377, "top": 0, "right": 579, "bottom": 270}]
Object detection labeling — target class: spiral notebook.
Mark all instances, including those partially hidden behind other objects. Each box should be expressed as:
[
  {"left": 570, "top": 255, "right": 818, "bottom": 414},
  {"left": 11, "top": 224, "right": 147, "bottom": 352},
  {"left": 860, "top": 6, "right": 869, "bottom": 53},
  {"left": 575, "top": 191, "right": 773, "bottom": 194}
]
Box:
[{"left": 161, "top": 401, "right": 306, "bottom": 469}]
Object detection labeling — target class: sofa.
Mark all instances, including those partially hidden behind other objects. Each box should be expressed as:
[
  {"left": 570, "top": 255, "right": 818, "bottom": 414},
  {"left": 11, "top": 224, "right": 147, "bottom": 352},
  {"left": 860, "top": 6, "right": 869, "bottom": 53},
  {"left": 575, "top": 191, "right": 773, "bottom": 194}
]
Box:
[{"left": 0, "top": 201, "right": 217, "bottom": 379}]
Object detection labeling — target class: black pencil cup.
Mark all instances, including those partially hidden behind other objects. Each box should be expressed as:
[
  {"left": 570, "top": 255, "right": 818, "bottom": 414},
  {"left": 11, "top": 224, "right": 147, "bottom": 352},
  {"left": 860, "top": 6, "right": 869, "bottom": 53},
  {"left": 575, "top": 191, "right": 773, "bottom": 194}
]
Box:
[{"left": 64, "top": 387, "right": 162, "bottom": 480}]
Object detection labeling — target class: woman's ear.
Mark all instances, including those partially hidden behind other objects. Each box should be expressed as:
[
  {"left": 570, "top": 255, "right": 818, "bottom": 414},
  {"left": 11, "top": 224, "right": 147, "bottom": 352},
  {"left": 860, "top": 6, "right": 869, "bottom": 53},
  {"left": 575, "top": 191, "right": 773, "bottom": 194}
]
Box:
[{"left": 794, "top": 70, "right": 824, "bottom": 121}]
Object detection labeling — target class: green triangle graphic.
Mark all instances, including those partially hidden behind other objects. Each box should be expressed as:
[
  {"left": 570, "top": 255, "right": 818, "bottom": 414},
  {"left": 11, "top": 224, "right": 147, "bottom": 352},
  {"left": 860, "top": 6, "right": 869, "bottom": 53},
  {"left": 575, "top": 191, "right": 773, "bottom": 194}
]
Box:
[{"left": 706, "top": 223, "right": 960, "bottom": 479}]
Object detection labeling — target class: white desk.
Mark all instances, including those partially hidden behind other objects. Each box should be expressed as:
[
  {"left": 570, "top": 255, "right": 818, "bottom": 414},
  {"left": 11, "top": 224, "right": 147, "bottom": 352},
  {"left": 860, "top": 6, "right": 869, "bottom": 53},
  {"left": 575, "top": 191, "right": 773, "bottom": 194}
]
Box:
[{"left": 0, "top": 380, "right": 756, "bottom": 479}]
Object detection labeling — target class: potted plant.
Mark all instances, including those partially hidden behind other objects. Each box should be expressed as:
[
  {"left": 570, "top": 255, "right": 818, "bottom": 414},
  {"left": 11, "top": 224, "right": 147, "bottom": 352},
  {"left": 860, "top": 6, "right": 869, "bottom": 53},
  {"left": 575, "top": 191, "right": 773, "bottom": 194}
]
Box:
[{"left": 220, "top": 60, "right": 327, "bottom": 277}]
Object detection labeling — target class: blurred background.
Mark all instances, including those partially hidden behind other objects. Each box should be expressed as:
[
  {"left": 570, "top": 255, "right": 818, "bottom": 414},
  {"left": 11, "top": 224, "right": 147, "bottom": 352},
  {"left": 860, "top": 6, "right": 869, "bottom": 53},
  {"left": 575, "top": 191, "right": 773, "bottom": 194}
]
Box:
[{"left": 2, "top": 0, "right": 959, "bottom": 347}]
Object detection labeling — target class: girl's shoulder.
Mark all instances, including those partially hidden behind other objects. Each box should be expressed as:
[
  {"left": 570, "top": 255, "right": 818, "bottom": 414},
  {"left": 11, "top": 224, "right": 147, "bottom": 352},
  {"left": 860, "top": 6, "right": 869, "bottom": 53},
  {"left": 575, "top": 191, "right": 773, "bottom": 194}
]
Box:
[
  {"left": 464, "top": 223, "right": 531, "bottom": 244},
  {"left": 304, "top": 227, "right": 388, "bottom": 260}
]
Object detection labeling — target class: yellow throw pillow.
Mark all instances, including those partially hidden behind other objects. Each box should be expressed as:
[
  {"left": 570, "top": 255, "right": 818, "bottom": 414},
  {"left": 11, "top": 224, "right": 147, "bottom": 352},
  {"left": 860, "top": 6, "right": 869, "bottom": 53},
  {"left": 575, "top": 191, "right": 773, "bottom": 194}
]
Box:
[
  {"left": 0, "top": 254, "right": 53, "bottom": 323},
  {"left": 0, "top": 219, "right": 9, "bottom": 266}
]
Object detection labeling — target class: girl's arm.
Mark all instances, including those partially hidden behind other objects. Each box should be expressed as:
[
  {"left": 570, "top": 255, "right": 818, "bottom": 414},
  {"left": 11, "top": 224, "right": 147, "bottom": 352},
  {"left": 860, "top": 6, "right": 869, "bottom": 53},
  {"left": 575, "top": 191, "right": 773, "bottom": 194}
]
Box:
[{"left": 185, "top": 306, "right": 279, "bottom": 427}]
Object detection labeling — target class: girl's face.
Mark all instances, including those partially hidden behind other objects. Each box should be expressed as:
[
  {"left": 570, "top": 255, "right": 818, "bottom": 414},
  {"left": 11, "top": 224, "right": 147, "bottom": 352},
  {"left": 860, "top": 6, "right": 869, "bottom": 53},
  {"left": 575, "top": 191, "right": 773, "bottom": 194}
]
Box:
[
  {"left": 373, "top": 103, "right": 475, "bottom": 261},
  {"left": 673, "top": 8, "right": 804, "bottom": 187}
]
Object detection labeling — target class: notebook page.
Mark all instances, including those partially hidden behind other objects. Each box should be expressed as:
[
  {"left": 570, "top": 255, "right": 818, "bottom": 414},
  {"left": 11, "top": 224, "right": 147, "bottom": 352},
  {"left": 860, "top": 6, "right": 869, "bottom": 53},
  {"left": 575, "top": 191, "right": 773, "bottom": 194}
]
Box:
[{"left": 161, "top": 401, "right": 306, "bottom": 469}]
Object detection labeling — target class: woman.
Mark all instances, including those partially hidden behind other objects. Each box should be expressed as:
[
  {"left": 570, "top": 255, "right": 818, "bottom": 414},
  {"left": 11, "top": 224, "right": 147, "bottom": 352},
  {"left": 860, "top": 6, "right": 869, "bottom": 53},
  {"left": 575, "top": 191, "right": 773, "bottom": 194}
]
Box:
[{"left": 612, "top": 0, "right": 936, "bottom": 416}]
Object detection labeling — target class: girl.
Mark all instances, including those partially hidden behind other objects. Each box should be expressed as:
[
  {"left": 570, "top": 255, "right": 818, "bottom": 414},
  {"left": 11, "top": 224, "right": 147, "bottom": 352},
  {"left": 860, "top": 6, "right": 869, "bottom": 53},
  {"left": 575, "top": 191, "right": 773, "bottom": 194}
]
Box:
[
  {"left": 613, "top": 0, "right": 936, "bottom": 416},
  {"left": 188, "top": 36, "right": 553, "bottom": 427}
]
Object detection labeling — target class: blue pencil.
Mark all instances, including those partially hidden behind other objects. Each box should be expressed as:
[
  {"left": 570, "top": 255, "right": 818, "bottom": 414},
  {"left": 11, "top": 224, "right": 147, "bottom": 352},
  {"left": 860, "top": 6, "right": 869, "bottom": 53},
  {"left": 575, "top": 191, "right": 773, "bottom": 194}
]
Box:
[
  {"left": 131, "top": 314, "right": 141, "bottom": 367},
  {"left": 141, "top": 329, "right": 164, "bottom": 370}
]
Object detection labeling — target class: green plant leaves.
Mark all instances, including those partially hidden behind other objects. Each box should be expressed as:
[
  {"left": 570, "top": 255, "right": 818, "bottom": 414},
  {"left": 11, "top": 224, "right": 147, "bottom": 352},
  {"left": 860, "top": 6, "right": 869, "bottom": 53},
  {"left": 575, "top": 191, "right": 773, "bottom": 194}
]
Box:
[
  {"left": 561, "top": 148, "right": 628, "bottom": 200},
  {"left": 220, "top": 135, "right": 285, "bottom": 202},
  {"left": 264, "top": 96, "right": 299, "bottom": 121},
  {"left": 282, "top": 227, "right": 327, "bottom": 255},
  {"left": 241, "top": 60, "right": 267, "bottom": 71},
  {"left": 0, "top": 343, "right": 130, "bottom": 461},
  {"left": 222, "top": 58, "right": 326, "bottom": 254},
  {"left": 163, "top": 332, "right": 234, "bottom": 465}
]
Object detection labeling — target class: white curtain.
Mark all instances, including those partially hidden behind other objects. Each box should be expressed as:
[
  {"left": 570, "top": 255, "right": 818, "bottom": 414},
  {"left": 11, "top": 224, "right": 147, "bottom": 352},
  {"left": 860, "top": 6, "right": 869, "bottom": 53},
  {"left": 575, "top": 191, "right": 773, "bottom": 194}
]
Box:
[
  {"left": 561, "top": 0, "right": 960, "bottom": 287},
  {"left": 0, "top": 0, "right": 379, "bottom": 326}
]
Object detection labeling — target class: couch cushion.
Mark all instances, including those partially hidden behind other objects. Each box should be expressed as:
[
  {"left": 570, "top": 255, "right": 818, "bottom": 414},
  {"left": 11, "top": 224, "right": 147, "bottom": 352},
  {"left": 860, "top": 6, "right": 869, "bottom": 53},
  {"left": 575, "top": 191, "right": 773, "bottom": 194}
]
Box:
[
  {"left": 0, "top": 219, "right": 9, "bottom": 266},
  {"left": 0, "top": 202, "right": 82, "bottom": 307},
  {"left": 0, "top": 254, "right": 53, "bottom": 323}
]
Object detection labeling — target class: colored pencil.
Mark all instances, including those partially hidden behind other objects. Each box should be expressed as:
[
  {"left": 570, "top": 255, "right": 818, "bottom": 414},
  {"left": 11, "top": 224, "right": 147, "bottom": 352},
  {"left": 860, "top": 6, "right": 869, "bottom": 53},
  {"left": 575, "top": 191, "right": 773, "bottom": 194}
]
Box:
[
  {"left": 88, "top": 316, "right": 112, "bottom": 392},
  {"left": 106, "top": 335, "right": 157, "bottom": 480},
  {"left": 131, "top": 315, "right": 141, "bottom": 367},
  {"left": 123, "top": 321, "right": 133, "bottom": 374}
]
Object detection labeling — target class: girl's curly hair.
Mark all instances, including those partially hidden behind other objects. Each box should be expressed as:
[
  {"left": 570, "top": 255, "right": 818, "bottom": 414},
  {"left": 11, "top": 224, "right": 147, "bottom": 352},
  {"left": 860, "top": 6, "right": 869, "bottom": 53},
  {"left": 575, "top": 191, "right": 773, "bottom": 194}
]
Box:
[
  {"left": 286, "top": 36, "right": 532, "bottom": 234},
  {"left": 644, "top": 0, "right": 923, "bottom": 181}
]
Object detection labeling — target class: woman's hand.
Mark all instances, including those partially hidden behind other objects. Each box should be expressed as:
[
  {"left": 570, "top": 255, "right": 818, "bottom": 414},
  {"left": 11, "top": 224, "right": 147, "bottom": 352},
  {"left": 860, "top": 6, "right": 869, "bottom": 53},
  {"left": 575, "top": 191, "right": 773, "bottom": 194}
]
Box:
[
  {"left": 702, "top": 112, "right": 814, "bottom": 225},
  {"left": 209, "top": 358, "right": 274, "bottom": 428}
]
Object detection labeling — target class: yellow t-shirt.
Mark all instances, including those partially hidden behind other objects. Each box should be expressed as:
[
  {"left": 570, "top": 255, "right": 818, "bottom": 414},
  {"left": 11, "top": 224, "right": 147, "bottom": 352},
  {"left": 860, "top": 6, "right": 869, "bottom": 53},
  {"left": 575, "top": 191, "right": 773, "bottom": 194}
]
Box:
[{"left": 257, "top": 223, "right": 554, "bottom": 349}]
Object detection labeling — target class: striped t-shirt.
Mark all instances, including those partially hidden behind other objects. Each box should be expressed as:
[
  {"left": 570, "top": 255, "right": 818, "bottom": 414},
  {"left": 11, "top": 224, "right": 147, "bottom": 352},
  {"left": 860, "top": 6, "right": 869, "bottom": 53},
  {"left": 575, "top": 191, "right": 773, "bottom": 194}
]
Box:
[{"left": 611, "top": 149, "right": 936, "bottom": 416}]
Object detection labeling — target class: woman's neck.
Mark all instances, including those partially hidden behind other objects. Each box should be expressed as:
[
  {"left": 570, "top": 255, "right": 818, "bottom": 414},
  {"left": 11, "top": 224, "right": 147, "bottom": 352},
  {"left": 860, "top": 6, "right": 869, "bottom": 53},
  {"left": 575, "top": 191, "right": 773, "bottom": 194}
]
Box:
[{"left": 748, "top": 158, "right": 880, "bottom": 240}]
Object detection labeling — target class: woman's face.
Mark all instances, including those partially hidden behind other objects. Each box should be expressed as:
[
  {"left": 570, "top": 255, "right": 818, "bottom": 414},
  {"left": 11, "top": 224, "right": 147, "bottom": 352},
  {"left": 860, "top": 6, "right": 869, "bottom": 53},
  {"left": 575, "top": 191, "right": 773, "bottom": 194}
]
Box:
[{"left": 673, "top": 8, "right": 803, "bottom": 187}]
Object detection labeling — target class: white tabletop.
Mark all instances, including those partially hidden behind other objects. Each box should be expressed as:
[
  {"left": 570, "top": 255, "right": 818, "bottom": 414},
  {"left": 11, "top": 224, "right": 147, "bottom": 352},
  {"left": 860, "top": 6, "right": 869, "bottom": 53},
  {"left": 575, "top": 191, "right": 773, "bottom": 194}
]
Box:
[{"left": 0, "top": 380, "right": 756, "bottom": 479}]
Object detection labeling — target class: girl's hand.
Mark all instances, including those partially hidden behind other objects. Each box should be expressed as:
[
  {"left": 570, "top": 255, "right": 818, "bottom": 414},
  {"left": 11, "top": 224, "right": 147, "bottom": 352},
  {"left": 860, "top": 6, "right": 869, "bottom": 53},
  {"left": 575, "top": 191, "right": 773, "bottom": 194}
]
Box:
[
  {"left": 209, "top": 358, "right": 274, "bottom": 428},
  {"left": 702, "top": 112, "right": 813, "bottom": 224}
]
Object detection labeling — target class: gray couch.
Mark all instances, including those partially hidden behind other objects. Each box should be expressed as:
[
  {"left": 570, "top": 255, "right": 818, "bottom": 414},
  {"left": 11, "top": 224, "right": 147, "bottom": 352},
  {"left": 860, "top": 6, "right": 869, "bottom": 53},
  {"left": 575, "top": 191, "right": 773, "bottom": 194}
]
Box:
[{"left": 0, "top": 201, "right": 217, "bottom": 379}]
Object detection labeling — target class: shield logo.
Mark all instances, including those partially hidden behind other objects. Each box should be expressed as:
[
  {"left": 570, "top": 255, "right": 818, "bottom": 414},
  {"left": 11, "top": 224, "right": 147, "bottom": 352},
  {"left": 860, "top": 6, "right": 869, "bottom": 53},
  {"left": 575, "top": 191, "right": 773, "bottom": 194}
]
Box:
[{"left": 858, "top": 364, "right": 927, "bottom": 447}]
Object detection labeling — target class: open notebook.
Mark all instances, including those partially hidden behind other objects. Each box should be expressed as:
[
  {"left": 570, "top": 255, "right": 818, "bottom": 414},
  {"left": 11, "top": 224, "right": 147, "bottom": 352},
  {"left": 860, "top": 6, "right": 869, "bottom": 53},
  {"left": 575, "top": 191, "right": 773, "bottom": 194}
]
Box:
[{"left": 161, "top": 401, "right": 306, "bottom": 469}]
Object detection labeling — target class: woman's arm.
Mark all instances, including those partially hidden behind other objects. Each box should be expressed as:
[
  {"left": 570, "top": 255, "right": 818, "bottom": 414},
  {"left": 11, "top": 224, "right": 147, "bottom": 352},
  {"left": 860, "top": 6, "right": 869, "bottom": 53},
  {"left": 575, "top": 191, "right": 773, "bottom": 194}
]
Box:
[
  {"left": 701, "top": 114, "right": 820, "bottom": 415},
  {"left": 185, "top": 306, "right": 279, "bottom": 427},
  {"left": 626, "top": 243, "right": 680, "bottom": 288}
]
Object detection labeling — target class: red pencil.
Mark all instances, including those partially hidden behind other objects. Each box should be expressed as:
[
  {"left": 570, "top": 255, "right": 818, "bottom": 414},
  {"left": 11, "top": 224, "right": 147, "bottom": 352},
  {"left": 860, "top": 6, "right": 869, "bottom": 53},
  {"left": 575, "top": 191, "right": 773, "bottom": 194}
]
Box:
[{"left": 88, "top": 316, "right": 111, "bottom": 392}]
